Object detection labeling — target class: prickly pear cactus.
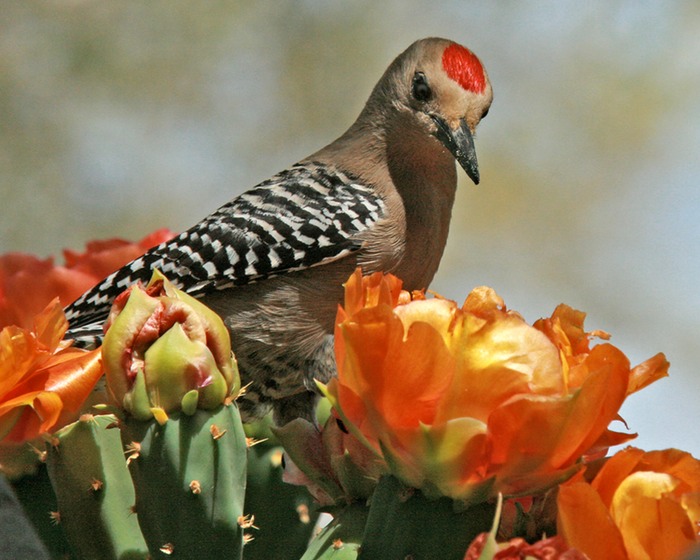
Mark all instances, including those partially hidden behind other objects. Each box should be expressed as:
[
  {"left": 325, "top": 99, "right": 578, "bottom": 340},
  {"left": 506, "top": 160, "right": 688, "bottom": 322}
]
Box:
[
  {"left": 120, "top": 403, "right": 248, "bottom": 560},
  {"left": 357, "top": 476, "right": 495, "bottom": 560},
  {"left": 300, "top": 503, "right": 366, "bottom": 560},
  {"left": 242, "top": 431, "right": 319, "bottom": 559},
  {"left": 45, "top": 413, "right": 149, "bottom": 560},
  {"left": 300, "top": 475, "right": 497, "bottom": 560}
]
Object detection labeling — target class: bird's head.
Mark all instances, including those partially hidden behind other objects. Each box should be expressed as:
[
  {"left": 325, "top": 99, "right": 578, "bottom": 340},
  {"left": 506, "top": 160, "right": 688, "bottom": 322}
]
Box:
[{"left": 373, "top": 38, "right": 493, "bottom": 185}]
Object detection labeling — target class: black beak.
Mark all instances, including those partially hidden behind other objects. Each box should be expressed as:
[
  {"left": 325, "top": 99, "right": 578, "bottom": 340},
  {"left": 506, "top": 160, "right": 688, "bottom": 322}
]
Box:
[{"left": 431, "top": 116, "right": 480, "bottom": 185}]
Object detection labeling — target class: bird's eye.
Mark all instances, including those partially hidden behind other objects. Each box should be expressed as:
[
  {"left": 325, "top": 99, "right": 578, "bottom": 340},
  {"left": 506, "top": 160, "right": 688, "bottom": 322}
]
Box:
[{"left": 412, "top": 71, "right": 431, "bottom": 102}]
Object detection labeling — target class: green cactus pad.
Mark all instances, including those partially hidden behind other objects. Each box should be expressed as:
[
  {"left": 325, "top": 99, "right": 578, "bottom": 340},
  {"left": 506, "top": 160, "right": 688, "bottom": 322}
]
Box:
[
  {"left": 301, "top": 503, "right": 367, "bottom": 560},
  {"left": 358, "top": 475, "right": 496, "bottom": 560},
  {"left": 46, "top": 414, "right": 149, "bottom": 560},
  {"left": 243, "top": 440, "right": 319, "bottom": 559},
  {"left": 121, "top": 403, "right": 247, "bottom": 559}
]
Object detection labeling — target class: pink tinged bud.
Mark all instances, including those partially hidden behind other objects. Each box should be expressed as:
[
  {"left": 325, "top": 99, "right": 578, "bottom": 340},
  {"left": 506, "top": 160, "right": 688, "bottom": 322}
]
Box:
[{"left": 102, "top": 270, "right": 240, "bottom": 421}]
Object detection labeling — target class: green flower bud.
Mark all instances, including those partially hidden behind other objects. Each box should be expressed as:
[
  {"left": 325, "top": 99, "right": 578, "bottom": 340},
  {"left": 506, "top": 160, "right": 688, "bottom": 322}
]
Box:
[{"left": 102, "top": 270, "right": 240, "bottom": 421}]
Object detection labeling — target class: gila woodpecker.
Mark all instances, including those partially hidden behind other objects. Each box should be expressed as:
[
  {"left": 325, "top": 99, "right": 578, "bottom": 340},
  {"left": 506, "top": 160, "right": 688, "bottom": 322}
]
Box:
[{"left": 65, "top": 37, "right": 493, "bottom": 424}]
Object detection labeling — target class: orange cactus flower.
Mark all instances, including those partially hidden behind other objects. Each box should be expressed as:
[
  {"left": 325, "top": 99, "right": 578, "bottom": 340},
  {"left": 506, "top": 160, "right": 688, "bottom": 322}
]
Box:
[
  {"left": 0, "top": 299, "right": 103, "bottom": 444},
  {"left": 0, "top": 228, "right": 175, "bottom": 330},
  {"left": 324, "top": 270, "right": 669, "bottom": 502},
  {"left": 558, "top": 447, "right": 700, "bottom": 560}
]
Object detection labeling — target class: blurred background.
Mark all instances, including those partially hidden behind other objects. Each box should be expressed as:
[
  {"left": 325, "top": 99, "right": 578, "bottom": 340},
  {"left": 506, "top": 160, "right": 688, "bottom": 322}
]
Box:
[{"left": 1, "top": 2, "right": 698, "bottom": 455}]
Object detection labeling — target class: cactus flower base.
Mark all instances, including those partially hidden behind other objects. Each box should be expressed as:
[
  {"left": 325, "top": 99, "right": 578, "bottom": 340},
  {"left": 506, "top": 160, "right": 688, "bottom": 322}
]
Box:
[{"left": 359, "top": 475, "right": 496, "bottom": 560}]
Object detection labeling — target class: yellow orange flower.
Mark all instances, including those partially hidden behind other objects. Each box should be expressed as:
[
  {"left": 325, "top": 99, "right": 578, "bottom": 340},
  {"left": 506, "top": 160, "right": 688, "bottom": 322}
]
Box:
[
  {"left": 325, "top": 270, "right": 669, "bottom": 502},
  {"left": 0, "top": 229, "right": 175, "bottom": 330},
  {"left": 0, "top": 299, "right": 103, "bottom": 444},
  {"left": 558, "top": 447, "right": 700, "bottom": 560}
]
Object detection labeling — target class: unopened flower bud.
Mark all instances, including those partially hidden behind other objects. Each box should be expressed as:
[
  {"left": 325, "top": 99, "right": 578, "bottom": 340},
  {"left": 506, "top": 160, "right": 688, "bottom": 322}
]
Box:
[{"left": 102, "top": 270, "right": 239, "bottom": 421}]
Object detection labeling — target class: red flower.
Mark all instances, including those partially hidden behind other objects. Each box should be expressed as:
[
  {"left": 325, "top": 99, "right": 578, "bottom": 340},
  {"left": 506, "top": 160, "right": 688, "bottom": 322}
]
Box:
[
  {"left": 0, "top": 229, "right": 175, "bottom": 330},
  {"left": 465, "top": 533, "right": 586, "bottom": 560}
]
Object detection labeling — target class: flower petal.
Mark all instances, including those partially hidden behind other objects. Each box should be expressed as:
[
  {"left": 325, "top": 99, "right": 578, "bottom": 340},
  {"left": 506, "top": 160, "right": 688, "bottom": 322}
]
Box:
[
  {"left": 330, "top": 271, "right": 669, "bottom": 502},
  {"left": 0, "top": 326, "right": 43, "bottom": 398},
  {"left": 557, "top": 481, "right": 628, "bottom": 560},
  {"left": 485, "top": 345, "right": 630, "bottom": 494},
  {"left": 417, "top": 417, "right": 488, "bottom": 500},
  {"left": 611, "top": 471, "right": 697, "bottom": 560},
  {"left": 590, "top": 446, "right": 646, "bottom": 508},
  {"left": 32, "top": 298, "right": 69, "bottom": 351},
  {"left": 0, "top": 391, "right": 63, "bottom": 443},
  {"left": 626, "top": 352, "right": 669, "bottom": 395},
  {"left": 62, "top": 229, "right": 175, "bottom": 279},
  {"left": 42, "top": 347, "right": 103, "bottom": 412},
  {"left": 438, "top": 312, "right": 562, "bottom": 424},
  {"left": 0, "top": 254, "right": 97, "bottom": 330}
]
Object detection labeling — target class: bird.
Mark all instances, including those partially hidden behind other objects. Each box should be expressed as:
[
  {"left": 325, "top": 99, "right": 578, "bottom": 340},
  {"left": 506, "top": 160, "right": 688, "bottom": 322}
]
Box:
[{"left": 64, "top": 37, "right": 493, "bottom": 425}]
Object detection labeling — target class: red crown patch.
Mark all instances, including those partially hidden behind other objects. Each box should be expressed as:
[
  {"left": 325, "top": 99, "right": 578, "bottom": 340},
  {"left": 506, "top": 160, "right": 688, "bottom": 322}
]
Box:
[{"left": 442, "top": 43, "right": 486, "bottom": 94}]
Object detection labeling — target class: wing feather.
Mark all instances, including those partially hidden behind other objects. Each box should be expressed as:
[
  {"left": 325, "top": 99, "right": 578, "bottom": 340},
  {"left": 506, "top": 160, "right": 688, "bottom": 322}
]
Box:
[{"left": 65, "top": 162, "right": 385, "bottom": 336}]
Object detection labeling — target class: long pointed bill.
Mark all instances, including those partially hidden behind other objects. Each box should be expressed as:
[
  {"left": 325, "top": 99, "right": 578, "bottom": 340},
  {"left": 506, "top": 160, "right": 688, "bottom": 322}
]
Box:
[{"left": 431, "top": 116, "right": 480, "bottom": 185}]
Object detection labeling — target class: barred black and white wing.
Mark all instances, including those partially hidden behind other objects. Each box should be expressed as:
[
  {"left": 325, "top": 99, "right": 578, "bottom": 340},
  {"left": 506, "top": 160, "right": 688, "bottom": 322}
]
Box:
[{"left": 65, "top": 161, "right": 386, "bottom": 341}]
